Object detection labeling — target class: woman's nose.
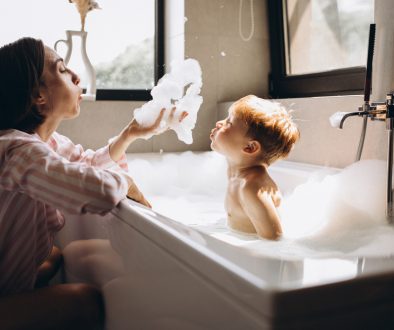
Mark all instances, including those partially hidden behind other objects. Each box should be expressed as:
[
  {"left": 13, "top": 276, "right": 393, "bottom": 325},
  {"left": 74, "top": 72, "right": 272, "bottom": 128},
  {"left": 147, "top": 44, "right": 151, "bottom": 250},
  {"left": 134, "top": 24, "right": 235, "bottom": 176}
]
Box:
[{"left": 71, "top": 70, "right": 80, "bottom": 85}]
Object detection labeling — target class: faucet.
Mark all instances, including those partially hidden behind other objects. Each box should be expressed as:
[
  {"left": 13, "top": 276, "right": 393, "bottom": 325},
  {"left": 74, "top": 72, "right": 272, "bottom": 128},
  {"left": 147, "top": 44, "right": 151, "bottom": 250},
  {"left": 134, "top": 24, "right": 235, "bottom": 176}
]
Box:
[
  {"left": 332, "top": 24, "right": 377, "bottom": 161},
  {"left": 332, "top": 23, "right": 394, "bottom": 223},
  {"left": 339, "top": 94, "right": 394, "bottom": 223}
]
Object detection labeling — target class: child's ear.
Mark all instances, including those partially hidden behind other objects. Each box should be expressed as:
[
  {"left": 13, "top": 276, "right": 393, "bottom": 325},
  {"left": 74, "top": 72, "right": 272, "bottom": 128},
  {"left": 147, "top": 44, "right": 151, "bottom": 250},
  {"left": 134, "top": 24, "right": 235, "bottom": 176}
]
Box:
[{"left": 243, "top": 140, "right": 261, "bottom": 154}]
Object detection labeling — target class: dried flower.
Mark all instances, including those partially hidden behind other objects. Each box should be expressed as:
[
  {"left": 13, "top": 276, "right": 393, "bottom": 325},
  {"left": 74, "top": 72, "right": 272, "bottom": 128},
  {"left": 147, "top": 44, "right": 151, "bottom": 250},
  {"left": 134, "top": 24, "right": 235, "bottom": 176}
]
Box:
[{"left": 69, "top": 0, "right": 101, "bottom": 31}]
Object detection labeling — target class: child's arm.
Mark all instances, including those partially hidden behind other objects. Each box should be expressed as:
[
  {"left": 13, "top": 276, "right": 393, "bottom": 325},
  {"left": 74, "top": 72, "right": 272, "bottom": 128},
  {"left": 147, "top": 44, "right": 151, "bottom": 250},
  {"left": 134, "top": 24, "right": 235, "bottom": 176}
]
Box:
[{"left": 240, "top": 182, "right": 282, "bottom": 240}]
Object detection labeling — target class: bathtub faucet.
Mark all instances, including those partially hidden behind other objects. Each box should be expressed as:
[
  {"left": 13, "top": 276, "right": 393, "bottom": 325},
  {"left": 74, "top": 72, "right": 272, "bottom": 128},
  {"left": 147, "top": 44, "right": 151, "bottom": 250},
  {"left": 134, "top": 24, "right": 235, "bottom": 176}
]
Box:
[
  {"left": 336, "top": 101, "right": 386, "bottom": 161},
  {"left": 339, "top": 102, "right": 388, "bottom": 128},
  {"left": 338, "top": 93, "right": 394, "bottom": 223},
  {"left": 332, "top": 24, "right": 394, "bottom": 223}
]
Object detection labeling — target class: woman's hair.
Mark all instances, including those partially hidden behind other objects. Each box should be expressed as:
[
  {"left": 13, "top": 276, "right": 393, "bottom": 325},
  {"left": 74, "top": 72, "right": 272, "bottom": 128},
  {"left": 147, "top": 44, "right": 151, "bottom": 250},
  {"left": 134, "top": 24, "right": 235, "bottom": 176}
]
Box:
[
  {"left": 232, "top": 95, "right": 300, "bottom": 165},
  {"left": 0, "top": 37, "right": 46, "bottom": 133}
]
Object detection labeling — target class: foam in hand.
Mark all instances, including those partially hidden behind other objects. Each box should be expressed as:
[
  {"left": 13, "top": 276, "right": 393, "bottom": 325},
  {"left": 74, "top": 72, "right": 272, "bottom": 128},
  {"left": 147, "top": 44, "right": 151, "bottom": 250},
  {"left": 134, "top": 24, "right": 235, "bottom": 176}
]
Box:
[{"left": 133, "top": 59, "right": 203, "bottom": 144}]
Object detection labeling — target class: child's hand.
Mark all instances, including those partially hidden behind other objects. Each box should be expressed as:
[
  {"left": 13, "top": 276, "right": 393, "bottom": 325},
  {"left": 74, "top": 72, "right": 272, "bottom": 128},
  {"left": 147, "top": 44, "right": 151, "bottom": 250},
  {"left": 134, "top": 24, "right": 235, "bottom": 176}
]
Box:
[{"left": 127, "top": 181, "right": 151, "bottom": 208}]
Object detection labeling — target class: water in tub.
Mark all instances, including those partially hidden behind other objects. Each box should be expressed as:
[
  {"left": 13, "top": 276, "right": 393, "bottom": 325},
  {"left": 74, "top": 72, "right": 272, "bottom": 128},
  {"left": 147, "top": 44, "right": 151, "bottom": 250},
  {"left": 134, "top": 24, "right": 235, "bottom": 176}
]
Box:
[{"left": 127, "top": 151, "right": 394, "bottom": 259}]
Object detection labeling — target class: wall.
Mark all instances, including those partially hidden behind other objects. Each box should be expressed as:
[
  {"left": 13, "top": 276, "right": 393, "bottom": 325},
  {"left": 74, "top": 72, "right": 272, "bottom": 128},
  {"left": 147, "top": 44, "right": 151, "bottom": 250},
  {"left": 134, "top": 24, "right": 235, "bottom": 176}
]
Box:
[{"left": 58, "top": 0, "right": 270, "bottom": 153}]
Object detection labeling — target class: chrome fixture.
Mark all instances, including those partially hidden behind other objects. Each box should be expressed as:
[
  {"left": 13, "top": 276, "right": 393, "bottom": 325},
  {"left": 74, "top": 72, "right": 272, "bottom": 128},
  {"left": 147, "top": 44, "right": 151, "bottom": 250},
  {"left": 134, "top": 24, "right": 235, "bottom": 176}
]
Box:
[
  {"left": 340, "top": 94, "right": 394, "bottom": 223},
  {"left": 333, "top": 23, "right": 394, "bottom": 223}
]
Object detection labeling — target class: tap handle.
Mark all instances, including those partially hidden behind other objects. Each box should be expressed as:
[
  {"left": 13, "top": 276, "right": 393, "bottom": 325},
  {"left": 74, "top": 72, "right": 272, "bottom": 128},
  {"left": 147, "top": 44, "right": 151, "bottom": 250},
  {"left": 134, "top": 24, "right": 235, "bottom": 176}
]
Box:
[{"left": 364, "top": 23, "right": 376, "bottom": 103}]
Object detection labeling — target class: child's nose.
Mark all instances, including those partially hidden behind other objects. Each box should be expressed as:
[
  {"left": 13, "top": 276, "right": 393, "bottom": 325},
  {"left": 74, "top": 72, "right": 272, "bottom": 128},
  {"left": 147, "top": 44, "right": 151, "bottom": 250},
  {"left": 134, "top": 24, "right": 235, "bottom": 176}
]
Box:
[{"left": 216, "top": 120, "right": 224, "bottom": 128}]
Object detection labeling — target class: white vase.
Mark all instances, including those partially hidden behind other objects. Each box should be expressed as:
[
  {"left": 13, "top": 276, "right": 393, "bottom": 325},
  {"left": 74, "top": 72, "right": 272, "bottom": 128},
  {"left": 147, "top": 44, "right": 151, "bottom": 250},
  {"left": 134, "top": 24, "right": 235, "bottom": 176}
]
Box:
[{"left": 54, "top": 30, "right": 96, "bottom": 101}]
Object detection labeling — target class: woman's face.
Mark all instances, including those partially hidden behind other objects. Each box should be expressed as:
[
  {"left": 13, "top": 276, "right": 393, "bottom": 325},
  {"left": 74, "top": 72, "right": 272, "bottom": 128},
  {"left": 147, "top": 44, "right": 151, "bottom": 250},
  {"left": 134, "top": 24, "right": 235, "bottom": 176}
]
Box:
[{"left": 39, "top": 47, "right": 82, "bottom": 121}]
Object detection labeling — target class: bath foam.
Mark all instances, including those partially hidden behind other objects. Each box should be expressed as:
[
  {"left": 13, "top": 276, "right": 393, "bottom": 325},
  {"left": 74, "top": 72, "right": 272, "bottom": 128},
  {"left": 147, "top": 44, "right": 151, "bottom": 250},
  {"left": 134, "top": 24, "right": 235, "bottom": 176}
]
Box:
[
  {"left": 133, "top": 59, "right": 203, "bottom": 144},
  {"left": 280, "top": 159, "right": 387, "bottom": 239},
  {"left": 127, "top": 152, "right": 394, "bottom": 259}
]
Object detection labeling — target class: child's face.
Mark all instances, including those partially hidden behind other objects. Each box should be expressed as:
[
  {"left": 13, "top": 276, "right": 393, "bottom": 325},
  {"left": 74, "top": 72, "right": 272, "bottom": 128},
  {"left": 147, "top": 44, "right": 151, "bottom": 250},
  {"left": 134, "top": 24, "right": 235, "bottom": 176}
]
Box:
[{"left": 210, "top": 108, "right": 249, "bottom": 159}]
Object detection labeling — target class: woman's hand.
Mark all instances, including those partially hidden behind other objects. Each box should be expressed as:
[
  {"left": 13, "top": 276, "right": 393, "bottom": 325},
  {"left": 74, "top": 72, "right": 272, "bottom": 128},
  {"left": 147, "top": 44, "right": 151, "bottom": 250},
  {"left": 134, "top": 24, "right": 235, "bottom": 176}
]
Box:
[
  {"left": 127, "top": 107, "right": 188, "bottom": 141},
  {"left": 109, "top": 107, "right": 188, "bottom": 162},
  {"left": 127, "top": 181, "right": 151, "bottom": 208},
  {"left": 126, "top": 108, "right": 166, "bottom": 141}
]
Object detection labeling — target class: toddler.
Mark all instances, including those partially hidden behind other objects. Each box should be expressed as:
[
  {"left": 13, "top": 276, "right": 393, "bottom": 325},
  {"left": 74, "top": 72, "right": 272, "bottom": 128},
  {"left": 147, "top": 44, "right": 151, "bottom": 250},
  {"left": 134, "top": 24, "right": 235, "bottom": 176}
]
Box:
[{"left": 210, "top": 95, "right": 299, "bottom": 240}]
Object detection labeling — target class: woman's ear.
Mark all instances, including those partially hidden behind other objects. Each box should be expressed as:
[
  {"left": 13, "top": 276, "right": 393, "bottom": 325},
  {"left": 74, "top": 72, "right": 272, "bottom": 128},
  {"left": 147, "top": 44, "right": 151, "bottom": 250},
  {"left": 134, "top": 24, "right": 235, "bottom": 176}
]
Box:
[
  {"left": 33, "top": 86, "right": 47, "bottom": 106},
  {"left": 243, "top": 140, "right": 261, "bottom": 154},
  {"left": 35, "top": 94, "right": 46, "bottom": 105}
]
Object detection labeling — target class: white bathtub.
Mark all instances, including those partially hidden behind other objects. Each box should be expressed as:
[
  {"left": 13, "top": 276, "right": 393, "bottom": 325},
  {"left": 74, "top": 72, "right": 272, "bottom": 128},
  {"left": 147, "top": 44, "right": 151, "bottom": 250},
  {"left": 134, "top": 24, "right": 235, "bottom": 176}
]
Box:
[{"left": 55, "top": 152, "right": 394, "bottom": 330}]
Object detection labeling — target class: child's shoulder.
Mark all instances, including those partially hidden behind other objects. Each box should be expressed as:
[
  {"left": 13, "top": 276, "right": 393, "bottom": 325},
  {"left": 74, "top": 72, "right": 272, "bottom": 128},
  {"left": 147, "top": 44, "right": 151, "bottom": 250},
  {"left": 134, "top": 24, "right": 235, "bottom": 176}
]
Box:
[{"left": 244, "top": 170, "right": 282, "bottom": 206}]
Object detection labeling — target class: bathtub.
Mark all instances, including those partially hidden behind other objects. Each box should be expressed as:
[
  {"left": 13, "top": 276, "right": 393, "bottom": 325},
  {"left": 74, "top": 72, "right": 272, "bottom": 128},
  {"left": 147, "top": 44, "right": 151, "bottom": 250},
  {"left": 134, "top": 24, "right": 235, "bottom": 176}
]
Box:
[{"left": 55, "top": 151, "right": 394, "bottom": 330}]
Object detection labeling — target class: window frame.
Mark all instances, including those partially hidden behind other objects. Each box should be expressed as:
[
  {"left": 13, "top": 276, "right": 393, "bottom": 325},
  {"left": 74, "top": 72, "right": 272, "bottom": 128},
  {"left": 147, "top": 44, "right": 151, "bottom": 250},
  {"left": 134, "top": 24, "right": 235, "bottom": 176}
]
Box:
[
  {"left": 267, "top": 0, "right": 366, "bottom": 98},
  {"left": 95, "top": 0, "right": 164, "bottom": 101}
]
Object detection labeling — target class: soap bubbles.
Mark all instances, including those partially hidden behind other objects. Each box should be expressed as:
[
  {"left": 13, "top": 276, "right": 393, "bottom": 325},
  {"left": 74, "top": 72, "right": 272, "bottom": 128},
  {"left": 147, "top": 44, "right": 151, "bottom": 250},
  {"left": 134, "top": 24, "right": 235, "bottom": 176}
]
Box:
[{"left": 133, "top": 59, "right": 203, "bottom": 144}]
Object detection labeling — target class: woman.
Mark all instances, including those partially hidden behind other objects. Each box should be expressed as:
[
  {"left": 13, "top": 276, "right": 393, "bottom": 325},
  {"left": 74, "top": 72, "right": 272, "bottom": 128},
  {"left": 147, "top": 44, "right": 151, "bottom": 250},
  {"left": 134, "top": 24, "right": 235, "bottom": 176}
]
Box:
[{"left": 0, "top": 37, "right": 183, "bottom": 329}]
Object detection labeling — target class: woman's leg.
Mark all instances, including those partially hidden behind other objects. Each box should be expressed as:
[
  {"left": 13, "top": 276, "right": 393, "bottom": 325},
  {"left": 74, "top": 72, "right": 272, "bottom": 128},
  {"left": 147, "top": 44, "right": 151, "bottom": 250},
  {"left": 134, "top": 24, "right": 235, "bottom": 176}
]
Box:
[
  {"left": 35, "top": 246, "right": 63, "bottom": 288},
  {"left": 0, "top": 283, "right": 105, "bottom": 330}
]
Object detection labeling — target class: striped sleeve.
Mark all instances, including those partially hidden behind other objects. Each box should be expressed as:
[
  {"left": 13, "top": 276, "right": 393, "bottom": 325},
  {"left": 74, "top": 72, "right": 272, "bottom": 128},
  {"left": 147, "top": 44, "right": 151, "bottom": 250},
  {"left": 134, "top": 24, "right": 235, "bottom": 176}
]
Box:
[
  {"left": 0, "top": 140, "right": 130, "bottom": 215},
  {"left": 52, "top": 132, "right": 129, "bottom": 171}
]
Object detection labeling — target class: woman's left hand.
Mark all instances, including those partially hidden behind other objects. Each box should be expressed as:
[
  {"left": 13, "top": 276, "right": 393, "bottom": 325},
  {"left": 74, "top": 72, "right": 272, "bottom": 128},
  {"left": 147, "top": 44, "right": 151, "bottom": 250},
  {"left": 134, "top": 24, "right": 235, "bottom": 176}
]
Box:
[{"left": 127, "top": 181, "right": 151, "bottom": 208}]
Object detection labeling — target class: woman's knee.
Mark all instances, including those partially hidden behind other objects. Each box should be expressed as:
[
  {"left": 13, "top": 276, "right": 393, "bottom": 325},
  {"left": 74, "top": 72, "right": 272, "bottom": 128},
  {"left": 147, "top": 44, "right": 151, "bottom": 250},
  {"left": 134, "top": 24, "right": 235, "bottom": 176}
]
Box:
[
  {"left": 66, "top": 284, "right": 105, "bottom": 326},
  {"left": 35, "top": 246, "right": 64, "bottom": 288},
  {"left": 69, "top": 283, "right": 103, "bottom": 305},
  {"left": 0, "top": 283, "right": 105, "bottom": 330}
]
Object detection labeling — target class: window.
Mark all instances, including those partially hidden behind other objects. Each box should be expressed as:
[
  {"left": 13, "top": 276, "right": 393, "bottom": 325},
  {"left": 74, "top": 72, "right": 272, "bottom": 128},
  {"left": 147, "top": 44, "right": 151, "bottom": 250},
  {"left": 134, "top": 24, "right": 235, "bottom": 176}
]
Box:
[
  {"left": 268, "top": 0, "right": 374, "bottom": 98},
  {"left": 0, "top": 0, "right": 164, "bottom": 101}
]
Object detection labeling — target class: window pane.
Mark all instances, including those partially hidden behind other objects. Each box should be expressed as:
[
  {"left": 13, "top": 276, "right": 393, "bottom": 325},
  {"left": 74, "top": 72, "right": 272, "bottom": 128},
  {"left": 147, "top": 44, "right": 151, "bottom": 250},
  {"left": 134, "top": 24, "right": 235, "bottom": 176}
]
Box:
[
  {"left": 283, "top": 0, "right": 374, "bottom": 75},
  {"left": 0, "top": 0, "right": 155, "bottom": 90}
]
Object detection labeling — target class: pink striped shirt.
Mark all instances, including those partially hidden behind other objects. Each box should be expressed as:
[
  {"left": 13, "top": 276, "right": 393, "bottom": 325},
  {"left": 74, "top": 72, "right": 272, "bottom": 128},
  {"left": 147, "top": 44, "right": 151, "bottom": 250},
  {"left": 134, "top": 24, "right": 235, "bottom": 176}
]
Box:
[{"left": 0, "top": 129, "right": 130, "bottom": 295}]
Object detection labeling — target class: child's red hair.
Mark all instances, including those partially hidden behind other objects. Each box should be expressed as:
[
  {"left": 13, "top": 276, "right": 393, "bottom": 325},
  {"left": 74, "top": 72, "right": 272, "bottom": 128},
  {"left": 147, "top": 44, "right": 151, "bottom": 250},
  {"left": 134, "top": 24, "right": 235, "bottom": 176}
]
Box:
[{"left": 231, "top": 95, "right": 300, "bottom": 165}]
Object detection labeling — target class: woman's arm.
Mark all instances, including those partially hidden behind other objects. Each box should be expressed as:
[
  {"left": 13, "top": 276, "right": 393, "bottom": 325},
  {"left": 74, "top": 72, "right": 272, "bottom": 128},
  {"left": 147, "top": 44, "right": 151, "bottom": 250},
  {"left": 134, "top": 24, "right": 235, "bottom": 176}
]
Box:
[
  {"left": 52, "top": 133, "right": 128, "bottom": 170},
  {"left": 1, "top": 141, "right": 130, "bottom": 215}
]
